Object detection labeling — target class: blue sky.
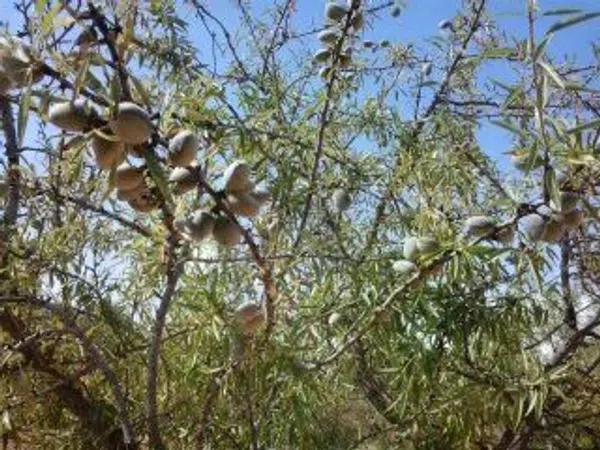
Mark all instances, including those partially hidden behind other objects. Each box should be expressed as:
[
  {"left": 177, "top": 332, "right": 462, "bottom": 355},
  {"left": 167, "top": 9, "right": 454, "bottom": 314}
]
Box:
[{"left": 2, "top": 0, "right": 598, "bottom": 173}]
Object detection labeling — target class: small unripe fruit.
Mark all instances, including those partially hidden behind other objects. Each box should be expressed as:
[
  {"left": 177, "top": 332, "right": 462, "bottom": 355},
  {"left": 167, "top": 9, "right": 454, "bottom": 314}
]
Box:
[
  {"left": 319, "top": 29, "right": 339, "bottom": 45},
  {"left": 541, "top": 216, "right": 565, "bottom": 243},
  {"left": 110, "top": 102, "right": 152, "bottom": 144},
  {"left": 403, "top": 237, "right": 419, "bottom": 261},
  {"left": 332, "top": 188, "right": 351, "bottom": 213},
  {"left": 416, "top": 236, "right": 438, "bottom": 255},
  {"left": 494, "top": 225, "right": 515, "bottom": 245},
  {"left": 91, "top": 135, "right": 125, "bottom": 169},
  {"left": 521, "top": 214, "right": 545, "bottom": 242},
  {"left": 464, "top": 215, "right": 496, "bottom": 238},
  {"left": 117, "top": 183, "right": 147, "bottom": 202},
  {"left": 168, "top": 166, "right": 200, "bottom": 195},
  {"left": 115, "top": 163, "right": 145, "bottom": 191},
  {"left": 554, "top": 192, "right": 579, "bottom": 213},
  {"left": 328, "top": 312, "right": 341, "bottom": 326},
  {"left": 234, "top": 302, "right": 265, "bottom": 336},
  {"left": 313, "top": 48, "right": 331, "bottom": 64},
  {"left": 168, "top": 130, "right": 198, "bottom": 167},
  {"left": 325, "top": 3, "right": 349, "bottom": 22},
  {"left": 562, "top": 209, "right": 585, "bottom": 229},
  {"left": 226, "top": 192, "right": 262, "bottom": 218},
  {"left": 48, "top": 100, "right": 97, "bottom": 132},
  {"left": 213, "top": 216, "right": 243, "bottom": 247},
  {"left": 223, "top": 160, "right": 254, "bottom": 193},
  {"left": 392, "top": 259, "right": 418, "bottom": 275},
  {"left": 187, "top": 210, "right": 216, "bottom": 241}
]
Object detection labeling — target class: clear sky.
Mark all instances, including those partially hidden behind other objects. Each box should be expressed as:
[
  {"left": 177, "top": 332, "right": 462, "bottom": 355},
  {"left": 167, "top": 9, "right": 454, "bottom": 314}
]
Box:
[{"left": 1, "top": 0, "right": 598, "bottom": 174}]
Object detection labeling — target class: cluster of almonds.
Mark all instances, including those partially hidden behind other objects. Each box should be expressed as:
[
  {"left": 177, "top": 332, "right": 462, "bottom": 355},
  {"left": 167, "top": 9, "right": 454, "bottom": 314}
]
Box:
[
  {"left": 0, "top": 36, "right": 44, "bottom": 94},
  {"left": 463, "top": 191, "right": 585, "bottom": 246},
  {"left": 314, "top": 1, "right": 364, "bottom": 78},
  {"left": 174, "top": 160, "right": 271, "bottom": 248},
  {"left": 392, "top": 236, "right": 440, "bottom": 276},
  {"left": 522, "top": 192, "right": 585, "bottom": 243},
  {"left": 47, "top": 99, "right": 198, "bottom": 213}
]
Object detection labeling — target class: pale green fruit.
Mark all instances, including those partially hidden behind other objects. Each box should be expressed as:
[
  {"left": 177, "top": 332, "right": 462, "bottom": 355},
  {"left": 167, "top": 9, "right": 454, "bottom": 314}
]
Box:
[
  {"left": 49, "top": 100, "right": 96, "bottom": 132},
  {"left": 403, "top": 237, "right": 419, "bottom": 261},
  {"left": 561, "top": 209, "right": 585, "bottom": 229},
  {"left": 313, "top": 48, "right": 331, "bottom": 64},
  {"left": 392, "top": 259, "right": 418, "bottom": 276},
  {"left": 325, "top": 2, "right": 348, "bottom": 21},
  {"left": 522, "top": 214, "right": 545, "bottom": 242},
  {"left": 91, "top": 135, "right": 125, "bottom": 169},
  {"left": 168, "top": 166, "right": 200, "bottom": 195},
  {"left": 115, "top": 163, "right": 145, "bottom": 191},
  {"left": 464, "top": 215, "right": 496, "bottom": 238},
  {"left": 213, "top": 216, "right": 243, "bottom": 247},
  {"left": 318, "top": 29, "right": 339, "bottom": 45},
  {"left": 0, "top": 37, "right": 43, "bottom": 87},
  {"left": 223, "top": 160, "right": 254, "bottom": 193},
  {"left": 328, "top": 312, "right": 341, "bottom": 326},
  {"left": 332, "top": 188, "right": 351, "bottom": 213},
  {"left": 168, "top": 130, "right": 197, "bottom": 167},
  {"left": 416, "top": 236, "right": 438, "bottom": 255},
  {"left": 226, "top": 192, "right": 262, "bottom": 218},
  {"left": 187, "top": 210, "right": 216, "bottom": 241},
  {"left": 110, "top": 102, "right": 152, "bottom": 144},
  {"left": 541, "top": 216, "right": 565, "bottom": 243},
  {"left": 234, "top": 302, "right": 265, "bottom": 336}
]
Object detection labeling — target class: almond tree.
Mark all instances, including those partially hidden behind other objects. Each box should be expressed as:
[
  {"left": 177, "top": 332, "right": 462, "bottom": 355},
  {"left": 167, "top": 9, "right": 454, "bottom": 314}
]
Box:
[{"left": 1, "top": 0, "right": 599, "bottom": 448}]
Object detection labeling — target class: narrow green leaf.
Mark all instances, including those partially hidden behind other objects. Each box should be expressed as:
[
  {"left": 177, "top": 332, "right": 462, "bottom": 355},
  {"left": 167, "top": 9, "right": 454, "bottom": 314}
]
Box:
[
  {"left": 533, "top": 34, "right": 553, "bottom": 61},
  {"left": 17, "top": 77, "right": 32, "bottom": 146},
  {"left": 537, "top": 60, "right": 565, "bottom": 89},
  {"left": 547, "top": 12, "right": 600, "bottom": 34},
  {"left": 543, "top": 8, "right": 582, "bottom": 16},
  {"left": 566, "top": 119, "right": 600, "bottom": 134}
]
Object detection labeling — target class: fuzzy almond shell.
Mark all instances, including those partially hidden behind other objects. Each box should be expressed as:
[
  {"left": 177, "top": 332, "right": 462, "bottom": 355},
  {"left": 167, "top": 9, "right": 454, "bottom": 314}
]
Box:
[
  {"left": 562, "top": 209, "right": 585, "bottom": 229},
  {"left": 223, "top": 160, "right": 254, "bottom": 193},
  {"left": 187, "top": 210, "right": 216, "bottom": 241},
  {"left": 91, "top": 136, "right": 125, "bottom": 169},
  {"left": 325, "top": 3, "right": 348, "bottom": 21},
  {"left": 213, "top": 216, "right": 243, "bottom": 247},
  {"left": 115, "top": 163, "right": 145, "bottom": 191},
  {"left": 464, "top": 215, "right": 496, "bottom": 237},
  {"left": 392, "top": 259, "right": 418, "bottom": 275},
  {"left": 403, "top": 237, "right": 419, "bottom": 261},
  {"left": 116, "top": 183, "right": 148, "bottom": 202},
  {"left": 49, "top": 100, "right": 95, "bottom": 132},
  {"left": 541, "top": 216, "right": 565, "bottom": 243},
  {"left": 226, "top": 192, "right": 261, "bottom": 218},
  {"left": 168, "top": 130, "right": 198, "bottom": 167},
  {"left": 110, "top": 102, "right": 152, "bottom": 144},
  {"left": 168, "top": 166, "right": 199, "bottom": 195}
]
